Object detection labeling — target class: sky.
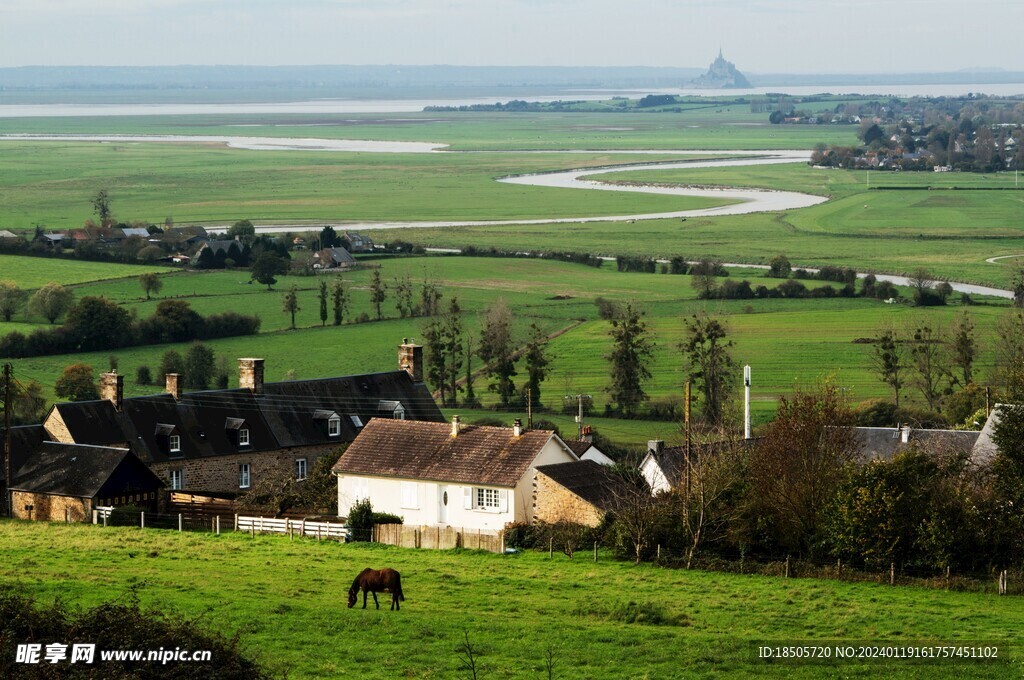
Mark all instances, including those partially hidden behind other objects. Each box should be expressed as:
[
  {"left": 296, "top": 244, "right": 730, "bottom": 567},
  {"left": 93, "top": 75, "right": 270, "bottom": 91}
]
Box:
[{"left": 1, "top": 0, "right": 1023, "bottom": 73}]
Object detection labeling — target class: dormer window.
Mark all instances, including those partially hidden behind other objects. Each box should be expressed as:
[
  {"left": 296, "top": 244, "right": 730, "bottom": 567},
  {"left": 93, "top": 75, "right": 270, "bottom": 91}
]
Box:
[
  {"left": 394, "top": 405, "right": 406, "bottom": 420},
  {"left": 156, "top": 423, "right": 183, "bottom": 457},
  {"left": 314, "top": 409, "right": 343, "bottom": 437},
  {"left": 169, "top": 435, "right": 181, "bottom": 453},
  {"left": 328, "top": 416, "right": 341, "bottom": 437},
  {"left": 225, "top": 417, "right": 249, "bottom": 447},
  {"left": 238, "top": 428, "right": 250, "bottom": 446},
  {"left": 378, "top": 400, "right": 405, "bottom": 420}
]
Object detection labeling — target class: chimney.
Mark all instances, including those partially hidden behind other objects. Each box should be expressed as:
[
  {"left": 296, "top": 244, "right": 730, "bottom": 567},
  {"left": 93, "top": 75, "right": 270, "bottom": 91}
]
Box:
[
  {"left": 99, "top": 371, "right": 124, "bottom": 411},
  {"left": 648, "top": 440, "right": 664, "bottom": 456},
  {"left": 513, "top": 419, "right": 523, "bottom": 437},
  {"left": 450, "top": 415, "right": 461, "bottom": 438},
  {"left": 581, "top": 425, "right": 593, "bottom": 443},
  {"left": 238, "top": 358, "right": 265, "bottom": 393},
  {"left": 398, "top": 338, "right": 423, "bottom": 382},
  {"left": 901, "top": 425, "right": 911, "bottom": 444},
  {"left": 165, "top": 373, "right": 181, "bottom": 400}
]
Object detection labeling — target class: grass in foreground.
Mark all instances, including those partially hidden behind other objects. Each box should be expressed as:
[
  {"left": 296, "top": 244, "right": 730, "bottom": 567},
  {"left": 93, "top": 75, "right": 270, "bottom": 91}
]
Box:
[{"left": 0, "top": 521, "right": 1019, "bottom": 679}]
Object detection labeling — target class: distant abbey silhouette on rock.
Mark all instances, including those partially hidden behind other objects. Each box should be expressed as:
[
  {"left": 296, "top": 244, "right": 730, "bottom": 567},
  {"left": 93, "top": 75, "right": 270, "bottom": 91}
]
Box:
[{"left": 688, "top": 49, "right": 752, "bottom": 89}]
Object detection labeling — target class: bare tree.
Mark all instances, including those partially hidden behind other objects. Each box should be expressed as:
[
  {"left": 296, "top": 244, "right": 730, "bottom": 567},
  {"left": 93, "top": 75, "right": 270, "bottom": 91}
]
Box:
[
  {"left": 609, "top": 480, "right": 667, "bottom": 564},
  {"left": 871, "top": 326, "right": 906, "bottom": 407},
  {"left": 909, "top": 323, "right": 952, "bottom": 412}
]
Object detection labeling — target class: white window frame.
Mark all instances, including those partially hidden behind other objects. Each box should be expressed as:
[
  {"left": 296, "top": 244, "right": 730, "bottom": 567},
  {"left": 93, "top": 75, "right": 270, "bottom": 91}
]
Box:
[
  {"left": 393, "top": 405, "right": 406, "bottom": 420},
  {"left": 169, "top": 469, "right": 183, "bottom": 491},
  {"left": 239, "top": 463, "right": 251, "bottom": 489},
  {"left": 353, "top": 478, "right": 370, "bottom": 502},
  {"left": 328, "top": 416, "right": 341, "bottom": 437},
  {"left": 401, "top": 481, "right": 419, "bottom": 509},
  {"left": 169, "top": 434, "right": 181, "bottom": 453},
  {"left": 295, "top": 458, "right": 307, "bottom": 481},
  {"left": 238, "top": 428, "right": 250, "bottom": 447},
  {"left": 476, "top": 487, "right": 500, "bottom": 510}
]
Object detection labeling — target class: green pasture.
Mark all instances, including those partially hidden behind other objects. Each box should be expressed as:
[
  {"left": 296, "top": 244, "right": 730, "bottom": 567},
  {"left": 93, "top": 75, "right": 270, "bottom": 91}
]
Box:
[
  {"left": 0, "top": 522, "right": 1019, "bottom": 679},
  {"left": 1, "top": 257, "right": 1011, "bottom": 435},
  {"left": 0, "top": 254, "right": 164, "bottom": 289}
]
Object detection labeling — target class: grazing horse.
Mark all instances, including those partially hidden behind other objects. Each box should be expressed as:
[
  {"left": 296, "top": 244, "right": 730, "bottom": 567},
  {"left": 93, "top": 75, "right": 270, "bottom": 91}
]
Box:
[{"left": 348, "top": 568, "right": 405, "bottom": 610}]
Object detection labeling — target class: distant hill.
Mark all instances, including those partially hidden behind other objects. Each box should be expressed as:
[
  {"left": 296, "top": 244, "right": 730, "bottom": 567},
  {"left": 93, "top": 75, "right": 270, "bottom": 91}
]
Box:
[{"left": 688, "top": 51, "right": 751, "bottom": 89}]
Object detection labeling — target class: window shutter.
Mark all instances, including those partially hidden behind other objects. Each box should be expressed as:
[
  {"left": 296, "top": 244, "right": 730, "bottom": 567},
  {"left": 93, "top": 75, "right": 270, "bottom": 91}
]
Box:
[
  {"left": 463, "top": 487, "right": 473, "bottom": 509},
  {"left": 499, "top": 489, "right": 509, "bottom": 513}
]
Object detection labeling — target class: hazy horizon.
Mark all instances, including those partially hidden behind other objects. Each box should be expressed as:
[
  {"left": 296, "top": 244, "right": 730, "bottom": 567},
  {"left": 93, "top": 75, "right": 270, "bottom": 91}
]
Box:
[{"left": 1, "top": 1, "right": 1022, "bottom": 74}]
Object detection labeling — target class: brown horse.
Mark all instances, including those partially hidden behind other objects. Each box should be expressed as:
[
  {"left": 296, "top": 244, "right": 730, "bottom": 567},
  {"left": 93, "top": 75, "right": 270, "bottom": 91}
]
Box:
[{"left": 348, "top": 568, "right": 405, "bottom": 610}]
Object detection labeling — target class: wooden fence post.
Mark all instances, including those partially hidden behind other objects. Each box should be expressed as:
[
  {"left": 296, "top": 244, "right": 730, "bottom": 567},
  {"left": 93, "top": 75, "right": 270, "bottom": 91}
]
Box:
[
  {"left": 103, "top": 512, "right": 107, "bottom": 528},
  {"left": 657, "top": 544, "right": 661, "bottom": 560},
  {"left": 890, "top": 562, "right": 895, "bottom": 586},
  {"left": 837, "top": 559, "right": 842, "bottom": 579},
  {"left": 548, "top": 536, "right": 553, "bottom": 559},
  {"left": 289, "top": 521, "right": 294, "bottom": 541},
  {"left": 216, "top": 516, "right": 220, "bottom": 535},
  {"left": 92, "top": 509, "right": 98, "bottom": 525},
  {"left": 140, "top": 511, "right": 145, "bottom": 529},
  {"left": 234, "top": 513, "right": 238, "bottom": 532},
  {"left": 945, "top": 565, "right": 951, "bottom": 590},
  {"left": 594, "top": 541, "right": 598, "bottom": 562},
  {"left": 785, "top": 556, "right": 790, "bottom": 579},
  {"left": 178, "top": 514, "right": 183, "bottom": 532},
  {"left": 999, "top": 570, "right": 1008, "bottom": 595},
  {"left": 300, "top": 519, "right": 305, "bottom": 537}
]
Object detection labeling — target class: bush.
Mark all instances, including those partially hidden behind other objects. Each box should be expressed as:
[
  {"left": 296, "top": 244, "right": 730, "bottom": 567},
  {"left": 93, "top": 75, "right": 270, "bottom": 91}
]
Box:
[
  {"left": 346, "top": 498, "right": 374, "bottom": 541},
  {"left": 503, "top": 521, "right": 540, "bottom": 549},
  {"left": 372, "top": 512, "right": 404, "bottom": 525},
  {"left": 136, "top": 365, "right": 152, "bottom": 385}
]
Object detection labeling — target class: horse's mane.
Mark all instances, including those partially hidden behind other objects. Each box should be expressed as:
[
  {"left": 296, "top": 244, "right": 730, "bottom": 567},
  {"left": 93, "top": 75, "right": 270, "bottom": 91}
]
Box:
[{"left": 350, "top": 568, "right": 372, "bottom": 592}]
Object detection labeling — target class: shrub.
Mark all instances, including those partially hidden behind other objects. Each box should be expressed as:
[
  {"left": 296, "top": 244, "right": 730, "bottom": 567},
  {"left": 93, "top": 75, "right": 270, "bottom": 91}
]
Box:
[
  {"left": 136, "top": 365, "right": 152, "bottom": 385},
  {"left": 372, "top": 512, "right": 404, "bottom": 525},
  {"left": 503, "top": 521, "right": 540, "bottom": 549},
  {"left": 346, "top": 498, "right": 374, "bottom": 542}
]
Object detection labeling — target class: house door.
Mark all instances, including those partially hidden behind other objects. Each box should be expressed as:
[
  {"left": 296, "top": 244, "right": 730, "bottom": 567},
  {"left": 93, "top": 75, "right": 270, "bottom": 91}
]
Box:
[{"left": 438, "top": 485, "right": 449, "bottom": 524}]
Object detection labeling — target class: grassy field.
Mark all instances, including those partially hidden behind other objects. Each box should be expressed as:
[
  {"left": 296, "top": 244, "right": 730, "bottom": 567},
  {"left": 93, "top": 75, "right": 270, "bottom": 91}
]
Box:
[
  {"left": 0, "top": 254, "right": 165, "bottom": 289},
  {"left": 1, "top": 256, "right": 1012, "bottom": 438},
  {"left": 1, "top": 521, "right": 1020, "bottom": 679}
]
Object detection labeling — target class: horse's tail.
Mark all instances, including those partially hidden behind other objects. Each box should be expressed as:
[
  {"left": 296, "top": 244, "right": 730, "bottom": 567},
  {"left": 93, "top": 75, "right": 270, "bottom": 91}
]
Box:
[{"left": 396, "top": 573, "right": 405, "bottom": 601}]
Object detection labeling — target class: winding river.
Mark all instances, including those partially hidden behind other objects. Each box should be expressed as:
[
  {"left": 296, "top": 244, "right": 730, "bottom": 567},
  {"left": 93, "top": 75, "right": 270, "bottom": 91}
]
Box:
[{"left": 0, "top": 133, "right": 1014, "bottom": 298}]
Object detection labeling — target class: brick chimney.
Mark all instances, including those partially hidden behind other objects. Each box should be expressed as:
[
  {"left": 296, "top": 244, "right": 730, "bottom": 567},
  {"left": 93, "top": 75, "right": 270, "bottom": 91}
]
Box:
[
  {"left": 398, "top": 338, "right": 423, "bottom": 382},
  {"left": 99, "top": 371, "right": 124, "bottom": 411},
  {"left": 450, "top": 415, "right": 461, "bottom": 438},
  {"left": 165, "top": 373, "right": 181, "bottom": 400},
  {"left": 239, "top": 358, "right": 265, "bottom": 393}
]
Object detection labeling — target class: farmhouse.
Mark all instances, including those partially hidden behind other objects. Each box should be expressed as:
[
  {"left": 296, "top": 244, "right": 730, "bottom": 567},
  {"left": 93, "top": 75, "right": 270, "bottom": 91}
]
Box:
[
  {"left": 340, "top": 231, "right": 373, "bottom": 253},
  {"left": 334, "top": 417, "right": 578, "bottom": 532},
  {"left": 9, "top": 442, "right": 164, "bottom": 522},
  {"left": 561, "top": 427, "right": 614, "bottom": 466},
  {"left": 312, "top": 246, "right": 356, "bottom": 270},
  {"left": 532, "top": 460, "right": 626, "bottom": 527},
  {"left": 23, "top": 341, "right": 443, "bottom": 497}
]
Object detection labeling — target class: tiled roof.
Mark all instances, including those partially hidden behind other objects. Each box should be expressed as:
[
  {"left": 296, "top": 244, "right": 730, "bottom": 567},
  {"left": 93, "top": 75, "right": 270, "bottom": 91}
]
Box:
[
  {"left": 334, "top": 419, "right": 557, "bottom": 487},
  {"left": 535, "top": 460, "right": 627, "bottom": 512}
]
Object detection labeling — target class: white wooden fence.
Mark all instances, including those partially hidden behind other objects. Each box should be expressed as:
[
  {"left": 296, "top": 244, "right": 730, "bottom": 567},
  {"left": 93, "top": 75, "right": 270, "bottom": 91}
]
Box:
[{"left": 235, "top": 515, "right": 350, "bottom": 540}]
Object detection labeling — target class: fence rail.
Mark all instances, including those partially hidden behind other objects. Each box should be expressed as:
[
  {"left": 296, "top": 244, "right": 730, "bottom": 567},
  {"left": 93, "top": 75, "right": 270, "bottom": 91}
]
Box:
[
  {"left": 236, "top": 515, "right": 350, "bottom": 540},
  {"left": 373, "top": 524, "right": 504, "bottom": 553}
]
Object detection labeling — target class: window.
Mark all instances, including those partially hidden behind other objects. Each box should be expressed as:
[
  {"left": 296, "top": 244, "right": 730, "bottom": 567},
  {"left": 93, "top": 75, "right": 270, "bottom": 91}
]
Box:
[
  {"left": 169, "top": 469, "right": 183, "bottom": 491},
  {"left": 350, "top": 415, "right": 364, "bottom": 428},
  {"left": 295, "top": 458, "right": 307, "bottom": 481},
  {"left": 476, "top": 487, "right": 500, "bottom": 510},
  {"left": 353, "top": 478, "right": 370, "bottom": 502},
  {"left": 238, "top": 428, "right": 250, "bottom": 446},
  {"left": 401, "top": 482, "right": 419, "bottom": 509},
  {"left": 239, "top": 463, "right": 251, "bottom": 489},
  {"left": 169, "top": 434, "right": 181, "bottom": 453},
  {"left": 393, "top": 405, "right": 406, "bottom": 420},
  {"left": 328, "top": 416, "right": 341, "bottom": 437}
]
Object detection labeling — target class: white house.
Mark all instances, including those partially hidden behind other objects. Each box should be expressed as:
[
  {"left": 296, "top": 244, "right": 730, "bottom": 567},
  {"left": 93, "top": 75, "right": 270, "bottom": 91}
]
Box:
[
  {"left": 333, "top": 416, "right": 578, "bottom": 532},
  {"left": 562, "top": 426, "right": 615, "bottom": 466}
]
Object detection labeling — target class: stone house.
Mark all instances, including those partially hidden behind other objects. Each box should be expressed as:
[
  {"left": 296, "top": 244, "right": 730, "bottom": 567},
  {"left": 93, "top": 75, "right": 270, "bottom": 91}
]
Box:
[
  {"left": 312, "top": 247, "right": 356, "bottom": 270},
  {"left": 9, "top": 442, "right": 164, "bottom": 522},
  {"left": 32, "top": 342, "right": 443, "bottom": 497},
  {"left": 532, "top": 460, "right": 626, "bottom": 527},
  {"left": 334, "top": 417, "right": 578, "bottom": 532}
]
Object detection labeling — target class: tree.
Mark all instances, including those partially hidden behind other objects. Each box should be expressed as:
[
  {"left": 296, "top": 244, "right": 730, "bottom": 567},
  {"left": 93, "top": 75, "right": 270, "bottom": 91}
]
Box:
[
  {"left": 747, "top": 380, "right": 857, "bottom": 555},
  {"left": 871, "top": 327, "right": 906, "bottom": 408},
  {"left": 64, "top": 296, "right": 133, "bottom": 351},
  {"left": 1013, "top": 268, "right": 1024, "bottom": 309},
  {"left": 369, "top": 270, "right": 386, "bottom": 320},
  {"left": 54, "top": 363, "right": 99, "bottom": 402},
  {"left": 908, "top": 267, "right": 942, "bottom": 306},
  {"left": 948, "top": 312, "right": 978, "bottom": 387},
  {"left": 767, "top": 254, "right": 792, "bottom": 278},
  {"left": 992, "top": 404, "right": 1024, "bottom": 503},
  {"left": 680, "top": 313, "right": 735, "bottom": 427},
  {"left": 319, "top": 225, "right": 339, "bottom": 249},
  {"left": 318, "top": 279, "right": 328, "bottom": 326},
  {"left": 250, "top": 252, "right": 287, "bottom": 290},
  {"left": 227, "top": 219, "right": 256, "bottom": 242},
  {"left": 91, "top": 189, "right": 113, "bottom": 227},
  {"left": 909, "top": 324, "right": 951, "bottom": 412},
  {"left": 393, "top": 275, "right": 414, "bottom": 318},
  {"left": 331, "top": 277, "right": 349, "bottom": 326},
  {"left": 158, "top": 350, "right": 184, "bottom": 383},
  {"left": 422, "top": 316, "right": 447, "bottom": 405},
  {"left": 420, "top": 280, "right": 442, "bottom": 317},
  {"left": 605, "top": 302, "right": 654, "bottom": 417},
  {"left": 523, "top": 323, "right": 550, "bottom": 410},
  {"left": 282, "top": 286, "right": 301, "bottom": 330},
  {"left": 0, "top": 374, "right": 47, "bottom": 425},
  {"left": 138, "top": 273, "right": 163, "bottom": 300},
  {"left": 463, "top": 332, "right": 479, "bottom": 408},
  {"left": 183, "top": 342, "right": 216, "bottom": 390},
  {"left": 27, "top": 282, "right": 73, "bottom": 324},
  {"left": 441, "top": 298, "right": 464, "bottom": 407},
  {"left": 690, "top": 259, "right": 721, "bottom": 300},
  {"left": 478, "top": 299, "right": 517, "bottom": 407},
  {"left": 0, "top": 280, "right": 26, "bottom": 322},
  {"left": 994, "top": 311, "right": 1024, "bottom": 402}
]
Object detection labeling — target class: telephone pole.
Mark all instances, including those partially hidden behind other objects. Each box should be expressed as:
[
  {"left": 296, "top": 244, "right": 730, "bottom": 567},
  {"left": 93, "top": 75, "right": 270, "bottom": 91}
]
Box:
[
  {"left": 3, "top": 363, "right": 13, "bottom": 518},
  {"left": 566, "top": 394, "right": 591, "bottom": 440}
]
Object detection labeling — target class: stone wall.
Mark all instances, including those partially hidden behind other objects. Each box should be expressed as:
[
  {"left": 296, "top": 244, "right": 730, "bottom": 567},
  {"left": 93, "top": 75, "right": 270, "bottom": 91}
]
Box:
[
  {"left": 12, "top": 491, "right": 90, "bottom": 522},
  {"left": 151, "top": 444, "right": 339, "bottom": 495},
  {"left": 532, "top": 472, "right": 604, "bottom": 528}
]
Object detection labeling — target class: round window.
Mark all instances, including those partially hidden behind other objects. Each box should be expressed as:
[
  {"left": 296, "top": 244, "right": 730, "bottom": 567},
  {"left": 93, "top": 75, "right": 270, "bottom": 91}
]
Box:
[{"left": 443, "top": 491, "right": 448, "bottom": 506}]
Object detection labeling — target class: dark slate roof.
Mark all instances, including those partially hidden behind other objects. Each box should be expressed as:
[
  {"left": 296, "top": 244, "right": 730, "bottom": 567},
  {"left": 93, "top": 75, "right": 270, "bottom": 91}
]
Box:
[
  {"left": 321, "top": 247, "right": 356, "bottom": 266},
  {"left": 48, "top": 370, "right": 444, "bottom": 463},
  {"left": 535, "top": 460, "right": 627, "bottom": 512},
  {"left": 0, "top": 425, "right": 46, "bottom": 483},
  {"left": 52, "top": 400, "right": 127, "bottom": 446},
  {"left": 10, "top": 442, "right": 163, "bottom": 497},
  {"left": 334, "top": 420, "right": 560, "bottom": 487},
  {"left": 562, "top": 440, "right": 594, "bottom": 457},
  {"left": 852, "top": 427, "right": 981, "bottom": 462},
  {"left": 258, "top": 371, "right": 444, "bottom": 448},
  {"left": 647, "top": 439, "right": 758, "bottom": 488}
]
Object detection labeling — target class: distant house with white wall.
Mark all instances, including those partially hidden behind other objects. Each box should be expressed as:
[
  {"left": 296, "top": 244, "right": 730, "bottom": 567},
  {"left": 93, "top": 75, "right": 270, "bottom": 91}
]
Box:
[
  {"left": 561, "top": 426, "right": 614, "bottom": 466},
  {"left": 333, "top": 417, "right": 578, "bottom": 532}
]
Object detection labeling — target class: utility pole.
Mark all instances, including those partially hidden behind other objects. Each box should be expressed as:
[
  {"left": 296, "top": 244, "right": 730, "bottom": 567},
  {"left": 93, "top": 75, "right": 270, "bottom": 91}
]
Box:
[
  {"left": 3, "top": 363, "right": 12, "bottom": 518},
  {"left": 743, "top": 365, "right": 752, "bottom": 440},
  {"left": 526, "top": 387, "right": 532, "bottom": 430},
  {"left": 684, "top": 381, "right": 692, "bottom": 507},
  {"left": 566, "top": 394, "right": 591, "bottom": 440}
]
